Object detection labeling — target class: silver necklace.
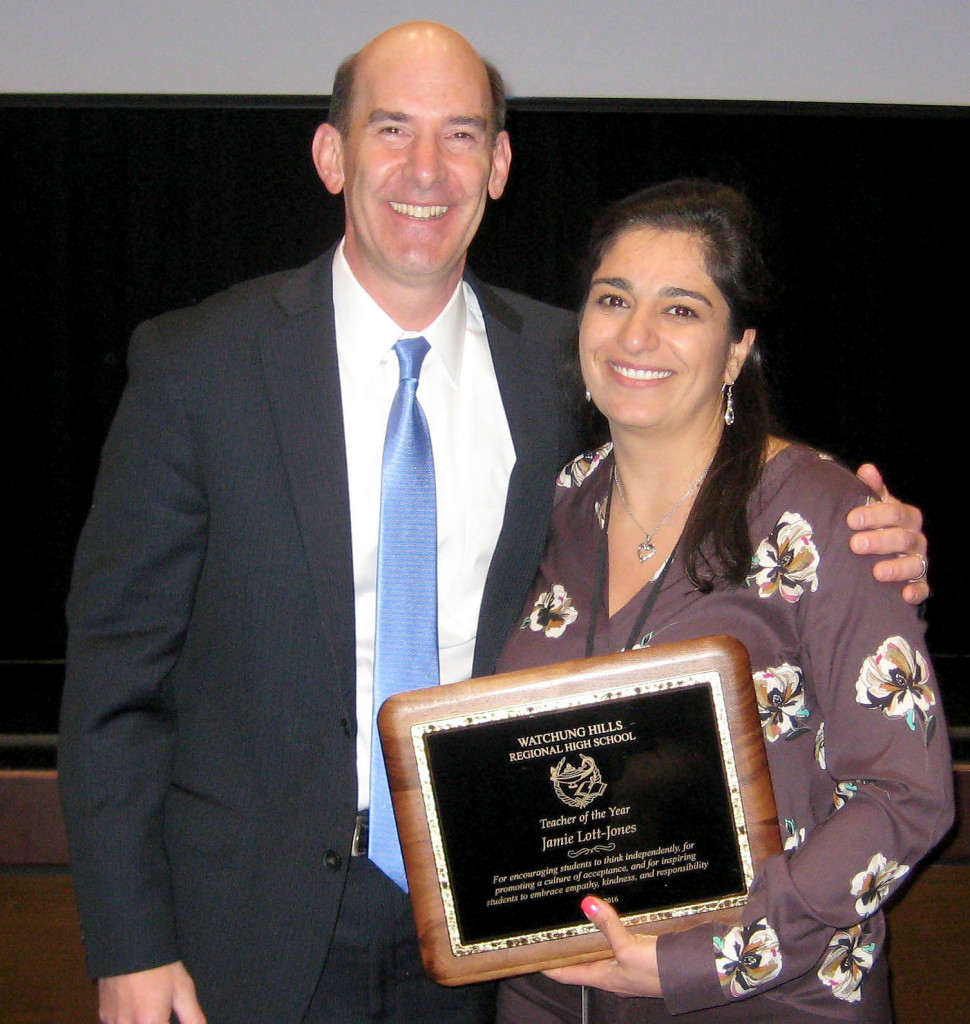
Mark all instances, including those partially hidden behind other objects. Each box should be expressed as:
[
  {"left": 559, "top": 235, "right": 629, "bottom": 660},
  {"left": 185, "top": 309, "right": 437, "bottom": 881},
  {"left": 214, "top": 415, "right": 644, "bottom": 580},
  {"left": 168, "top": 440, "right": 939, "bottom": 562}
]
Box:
[{"left": 612, "top": 460, "right": 711, "bottom": 563}]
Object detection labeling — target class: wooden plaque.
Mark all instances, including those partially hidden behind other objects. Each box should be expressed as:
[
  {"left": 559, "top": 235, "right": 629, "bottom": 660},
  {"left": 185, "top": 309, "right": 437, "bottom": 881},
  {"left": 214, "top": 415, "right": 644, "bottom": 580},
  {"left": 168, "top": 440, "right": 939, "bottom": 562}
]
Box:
[{"left": 378, "top": 635, "right": 780, "bottom": 985}]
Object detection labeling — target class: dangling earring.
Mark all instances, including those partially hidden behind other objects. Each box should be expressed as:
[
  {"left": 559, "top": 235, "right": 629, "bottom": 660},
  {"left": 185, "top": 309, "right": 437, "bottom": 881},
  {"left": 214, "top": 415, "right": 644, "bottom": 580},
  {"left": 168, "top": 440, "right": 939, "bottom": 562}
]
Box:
[
  {"left": 584, "top": 388, "right": 592, "bottom": 403},
  {"left": 722, "top": 383, "right": 735, "bottom": 426}
]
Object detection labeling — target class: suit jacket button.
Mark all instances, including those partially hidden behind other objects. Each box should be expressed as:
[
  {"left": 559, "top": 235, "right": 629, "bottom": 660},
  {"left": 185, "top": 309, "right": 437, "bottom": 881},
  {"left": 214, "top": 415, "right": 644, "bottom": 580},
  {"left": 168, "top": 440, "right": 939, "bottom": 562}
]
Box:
[
  {"left": 340, "top": 716, "right": 352, "bottom": 737},
  {"left": 323, "top": 849, "right": 343, "bottom": 871}
]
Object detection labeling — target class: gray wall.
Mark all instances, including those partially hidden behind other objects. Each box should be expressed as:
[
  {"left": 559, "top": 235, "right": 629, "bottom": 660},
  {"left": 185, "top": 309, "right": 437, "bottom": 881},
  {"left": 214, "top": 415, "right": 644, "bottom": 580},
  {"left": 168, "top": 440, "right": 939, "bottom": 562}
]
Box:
[{"left": 2, "top": 0, "right": 968, "bottom": 103}]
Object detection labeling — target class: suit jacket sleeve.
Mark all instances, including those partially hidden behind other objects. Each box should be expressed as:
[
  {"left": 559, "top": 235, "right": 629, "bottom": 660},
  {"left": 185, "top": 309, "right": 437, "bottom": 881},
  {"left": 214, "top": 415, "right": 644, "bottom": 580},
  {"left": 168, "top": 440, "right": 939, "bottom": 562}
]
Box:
[{"left": 59, "top": 315, "right": 205, "bottom": 976}]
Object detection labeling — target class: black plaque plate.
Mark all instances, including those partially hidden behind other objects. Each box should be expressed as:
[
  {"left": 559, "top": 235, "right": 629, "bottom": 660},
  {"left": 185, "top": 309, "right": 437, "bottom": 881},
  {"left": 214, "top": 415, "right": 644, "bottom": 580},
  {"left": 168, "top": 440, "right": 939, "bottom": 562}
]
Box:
[{"left": 378, "top": 635, "right": 780, "bottom": 985}]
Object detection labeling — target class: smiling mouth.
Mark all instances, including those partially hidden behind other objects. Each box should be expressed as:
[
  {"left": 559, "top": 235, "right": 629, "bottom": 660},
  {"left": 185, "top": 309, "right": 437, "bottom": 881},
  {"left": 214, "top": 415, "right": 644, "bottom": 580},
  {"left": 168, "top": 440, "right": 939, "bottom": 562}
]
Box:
[
  {"left": 389, "top": 202, "right": 449, "bottom": 220},
  {"left": 610, "top": 363, "right": 673, "bottom": 381}
]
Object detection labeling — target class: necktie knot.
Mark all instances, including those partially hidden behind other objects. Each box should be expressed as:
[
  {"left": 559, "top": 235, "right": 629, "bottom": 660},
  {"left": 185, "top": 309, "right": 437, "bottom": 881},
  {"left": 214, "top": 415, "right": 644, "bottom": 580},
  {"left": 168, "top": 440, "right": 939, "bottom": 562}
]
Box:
[{"left": 394, "top": 335, "right": 430, "bottom": 383}]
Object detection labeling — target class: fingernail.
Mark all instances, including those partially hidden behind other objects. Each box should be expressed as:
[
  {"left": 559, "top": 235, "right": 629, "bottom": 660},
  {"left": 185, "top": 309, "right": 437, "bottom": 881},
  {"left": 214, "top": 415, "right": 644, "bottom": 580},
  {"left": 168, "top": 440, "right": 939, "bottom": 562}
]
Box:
[
  {"left": 848, "top": 511, "right": 863, "bottom": 529},
  {"left": 581, "top": 896, "right": 599, "bottom": 917}
]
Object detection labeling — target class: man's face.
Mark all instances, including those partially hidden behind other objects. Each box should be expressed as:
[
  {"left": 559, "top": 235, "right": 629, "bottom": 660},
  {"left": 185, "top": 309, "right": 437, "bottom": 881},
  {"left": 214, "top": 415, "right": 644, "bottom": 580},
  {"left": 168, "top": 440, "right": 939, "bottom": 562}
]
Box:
[{"left": 314, "top": 26, "right": 511, "bottom": 306}]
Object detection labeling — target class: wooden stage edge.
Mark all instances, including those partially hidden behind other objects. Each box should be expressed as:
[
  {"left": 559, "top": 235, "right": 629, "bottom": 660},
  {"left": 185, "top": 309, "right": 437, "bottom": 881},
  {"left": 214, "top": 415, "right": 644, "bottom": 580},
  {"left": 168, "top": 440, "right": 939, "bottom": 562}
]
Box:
[{"left": 2, "top": 767, "right": 968, "bottom": 1024}]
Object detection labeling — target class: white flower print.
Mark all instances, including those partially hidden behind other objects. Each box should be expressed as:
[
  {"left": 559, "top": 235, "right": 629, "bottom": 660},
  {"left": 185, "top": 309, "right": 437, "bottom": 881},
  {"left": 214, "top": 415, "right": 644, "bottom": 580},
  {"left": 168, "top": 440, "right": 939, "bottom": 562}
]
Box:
[
  {"left": 814, "top": 722, "right": 826, "bottom": 769},
  {"left": 714, "top": 918, "right": 783, "bottom": 997},
  {"left": 753, "top": 663, "right": 811, "bottom": 742},
  {"left": 855, "top": 636, "right": 936, "bottom": 744},
  {"left": 783, "top": 818, "right": 805, "bottom": 851},
  {"left": 593, "top": 497, "right": 607, "bottom": 531},
  {"left": 833, "top": 780, "right": 862, "bottom": 811},
  {"left": 850, "top": 852, "right": 909, "bottom": 917},
  {"left": 557, "top": 444, "right": 612, "bottom": 489},
  {"left": 524, "top": 585, "right": 579, "bottom": 638},
  {"left": 748, "top": 511, "right": 820, "bottom": 603},
  {"left": 817, "top": 924, "right": 876, "bottom": 1002}
]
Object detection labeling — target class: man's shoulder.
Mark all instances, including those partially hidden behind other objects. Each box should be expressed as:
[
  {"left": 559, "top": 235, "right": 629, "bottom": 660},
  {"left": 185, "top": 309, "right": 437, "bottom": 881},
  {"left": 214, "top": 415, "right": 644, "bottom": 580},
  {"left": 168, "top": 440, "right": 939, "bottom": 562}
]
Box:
[
  {"left": 143, "top": 251, "right": 333, "bottom": 341},
  {"left": 466, "top": 274, "right": 572, "bottom": 339}
]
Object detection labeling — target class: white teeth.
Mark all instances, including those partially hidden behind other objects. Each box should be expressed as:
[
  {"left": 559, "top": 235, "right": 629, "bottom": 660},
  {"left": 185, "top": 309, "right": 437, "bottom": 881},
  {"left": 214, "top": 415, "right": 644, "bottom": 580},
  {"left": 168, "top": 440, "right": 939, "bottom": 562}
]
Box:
[
  {"left": 389, "top": 202, "right": 449, "bottom": 219},
  {"left": 610, "top": 364, "right": 673, "bottom": 380}
]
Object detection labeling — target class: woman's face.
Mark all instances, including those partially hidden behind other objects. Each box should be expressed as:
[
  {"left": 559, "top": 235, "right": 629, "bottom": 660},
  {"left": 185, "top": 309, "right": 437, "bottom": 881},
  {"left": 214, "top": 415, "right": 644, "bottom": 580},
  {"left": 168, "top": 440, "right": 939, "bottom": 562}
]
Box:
[{"left": 580, "top": 227, "right": 754, "bottom": 442}]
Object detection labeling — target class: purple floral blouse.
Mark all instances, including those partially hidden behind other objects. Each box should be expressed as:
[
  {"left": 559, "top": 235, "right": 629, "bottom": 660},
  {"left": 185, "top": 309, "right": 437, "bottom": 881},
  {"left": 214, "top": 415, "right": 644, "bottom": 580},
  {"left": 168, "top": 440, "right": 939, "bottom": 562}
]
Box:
[{"left": 496, "top": 442, "right": 953, "bottom": 1019}]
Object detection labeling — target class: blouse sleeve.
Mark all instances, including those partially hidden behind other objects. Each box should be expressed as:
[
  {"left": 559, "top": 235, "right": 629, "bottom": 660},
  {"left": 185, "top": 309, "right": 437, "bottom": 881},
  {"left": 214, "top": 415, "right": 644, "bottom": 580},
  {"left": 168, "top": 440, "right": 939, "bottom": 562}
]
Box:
[{"left": 657, "top": 460, "right": 954, "bottom": 1014}]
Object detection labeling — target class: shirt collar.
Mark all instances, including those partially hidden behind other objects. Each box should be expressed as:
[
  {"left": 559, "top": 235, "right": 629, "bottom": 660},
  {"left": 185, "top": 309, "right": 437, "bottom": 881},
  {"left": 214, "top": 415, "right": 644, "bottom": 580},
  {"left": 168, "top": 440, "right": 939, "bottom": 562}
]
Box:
[{"left": 332, "top": 239, "right": 466, "bottom": 385}]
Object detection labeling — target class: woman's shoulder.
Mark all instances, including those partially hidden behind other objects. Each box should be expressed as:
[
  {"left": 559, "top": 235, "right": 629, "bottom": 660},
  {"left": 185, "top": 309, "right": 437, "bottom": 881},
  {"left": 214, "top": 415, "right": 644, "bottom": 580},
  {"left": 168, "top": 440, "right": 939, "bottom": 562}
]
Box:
[
  {"left": 751, "top": 440, "right": 875, "bottom": 548},
  {"left": 759, "top": 441, "right": 873, "bottom": 508},
  {"left": 556, "top": 442, "right": 614, "bottom": 490}
]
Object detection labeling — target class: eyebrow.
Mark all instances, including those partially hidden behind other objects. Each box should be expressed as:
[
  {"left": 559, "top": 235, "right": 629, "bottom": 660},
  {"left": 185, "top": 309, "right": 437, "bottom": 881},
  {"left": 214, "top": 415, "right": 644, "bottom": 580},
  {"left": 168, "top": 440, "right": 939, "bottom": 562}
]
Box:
[
  {"left": 590, "top": 275, "right": 632, "bottom": 291},
  {"left": 366, "top": 109, "right": 488, "bottom": 132},
  {"left": 590, "top": 278, "right": 715, "bottom": 310},
  {"left": 660, "top": 286, "right": 714, "bottom": 309},
  {"left": 448, "top": 115, "right": 489, "bottom": 132},
  {"left": 367, "top": 109, "right": 409, "bottom": 125}
]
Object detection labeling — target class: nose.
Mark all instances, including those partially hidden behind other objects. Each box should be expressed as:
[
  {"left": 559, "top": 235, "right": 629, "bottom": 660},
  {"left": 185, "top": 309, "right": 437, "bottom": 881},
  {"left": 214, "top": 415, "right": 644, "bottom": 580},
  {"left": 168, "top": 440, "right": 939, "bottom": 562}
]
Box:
[
  {"left": 621, "top": 308, "right": 661, "bottom": 353},
  {"left": 406, "top": 132, "right": 445, "bottom": 190}
]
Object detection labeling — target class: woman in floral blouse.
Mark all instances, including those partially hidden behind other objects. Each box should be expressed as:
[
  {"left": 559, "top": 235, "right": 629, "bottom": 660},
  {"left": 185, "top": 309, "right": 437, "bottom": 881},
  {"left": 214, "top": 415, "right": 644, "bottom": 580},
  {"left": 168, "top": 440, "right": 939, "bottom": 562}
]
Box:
[{"left": 495, "top": 180, "right": 952, "bottom": 1022}]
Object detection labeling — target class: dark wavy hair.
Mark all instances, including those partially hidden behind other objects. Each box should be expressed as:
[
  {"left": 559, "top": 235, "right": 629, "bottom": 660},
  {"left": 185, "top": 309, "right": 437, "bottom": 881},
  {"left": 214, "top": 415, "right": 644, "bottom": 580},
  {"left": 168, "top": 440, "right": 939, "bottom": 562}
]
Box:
[
  {"left": 576, "top": 179, "right": 777, "bottom": 591},
  {"left": 327, "top": 52, "right": 506, "bottom": 141}
]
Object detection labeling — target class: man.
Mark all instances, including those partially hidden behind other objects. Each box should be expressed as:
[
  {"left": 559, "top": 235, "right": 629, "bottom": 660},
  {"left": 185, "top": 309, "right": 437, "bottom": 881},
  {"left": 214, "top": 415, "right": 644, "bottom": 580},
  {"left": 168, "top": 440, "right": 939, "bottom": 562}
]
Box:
[{"left": 58, "top": 21, "right": 929, "bottom": 1024}]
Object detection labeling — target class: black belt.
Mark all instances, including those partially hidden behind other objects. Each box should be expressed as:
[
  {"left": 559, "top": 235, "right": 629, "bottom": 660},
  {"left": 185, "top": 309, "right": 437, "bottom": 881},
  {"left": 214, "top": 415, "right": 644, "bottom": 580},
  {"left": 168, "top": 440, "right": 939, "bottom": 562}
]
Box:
[{"left": 351, "top": 810, "right": 369, "bottom": 857}]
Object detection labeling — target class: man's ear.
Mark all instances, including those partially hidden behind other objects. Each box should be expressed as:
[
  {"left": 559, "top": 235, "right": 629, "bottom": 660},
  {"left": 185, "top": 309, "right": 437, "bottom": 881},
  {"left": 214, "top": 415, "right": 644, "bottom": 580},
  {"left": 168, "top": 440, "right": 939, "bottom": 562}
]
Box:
[
  {"left": 488, "top": 131, "right": 512, "bottom": 200},
  {"left": 312, "top": 122, "right": 345, "bottom": 195}
]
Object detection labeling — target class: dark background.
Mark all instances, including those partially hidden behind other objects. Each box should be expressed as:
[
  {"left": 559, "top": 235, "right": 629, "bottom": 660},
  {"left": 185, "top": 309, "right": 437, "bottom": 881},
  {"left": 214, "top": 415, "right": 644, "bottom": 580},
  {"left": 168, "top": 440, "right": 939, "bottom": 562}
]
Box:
[{"left": 2, "top": 97, "right": 967, "bottom": 758}]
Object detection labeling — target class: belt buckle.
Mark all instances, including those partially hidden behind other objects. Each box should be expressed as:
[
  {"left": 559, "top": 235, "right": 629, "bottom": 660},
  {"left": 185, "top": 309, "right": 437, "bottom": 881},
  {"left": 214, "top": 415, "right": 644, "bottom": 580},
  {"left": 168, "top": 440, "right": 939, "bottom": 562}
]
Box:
[{"left": 351, "top": 810, "right": 369, "bottom": 857}]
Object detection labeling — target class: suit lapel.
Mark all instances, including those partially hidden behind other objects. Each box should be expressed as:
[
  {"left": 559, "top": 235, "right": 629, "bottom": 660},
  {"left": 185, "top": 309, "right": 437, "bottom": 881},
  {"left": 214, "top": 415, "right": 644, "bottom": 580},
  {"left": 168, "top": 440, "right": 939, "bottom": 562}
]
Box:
[
  {"left": 257, "top": 249, "right": 356, "bottom": 700},
  {"left": 470, "top": 277, "right": 566, "bottom": 677}
]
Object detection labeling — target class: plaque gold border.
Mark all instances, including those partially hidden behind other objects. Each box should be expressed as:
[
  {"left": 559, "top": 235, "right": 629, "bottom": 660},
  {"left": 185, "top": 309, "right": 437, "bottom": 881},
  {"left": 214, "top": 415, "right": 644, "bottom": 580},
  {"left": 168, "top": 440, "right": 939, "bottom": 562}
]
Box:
[{"left": 379, "top": 635, "right": 781, "bottom": 985}]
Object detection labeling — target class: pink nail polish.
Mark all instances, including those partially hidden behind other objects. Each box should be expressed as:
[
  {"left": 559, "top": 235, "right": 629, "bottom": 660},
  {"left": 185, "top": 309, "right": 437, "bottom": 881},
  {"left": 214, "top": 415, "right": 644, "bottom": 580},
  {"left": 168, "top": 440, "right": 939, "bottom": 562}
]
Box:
[{"left": 581, "top": 896, "right": 599, "bottom": 916}]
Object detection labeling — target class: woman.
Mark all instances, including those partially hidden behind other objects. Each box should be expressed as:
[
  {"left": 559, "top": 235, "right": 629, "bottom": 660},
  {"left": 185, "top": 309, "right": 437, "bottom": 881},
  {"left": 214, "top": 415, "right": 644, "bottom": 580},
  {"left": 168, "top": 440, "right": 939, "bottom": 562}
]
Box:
[{"left": 495, "top": 180, "right": 952, "bottom": 1022}]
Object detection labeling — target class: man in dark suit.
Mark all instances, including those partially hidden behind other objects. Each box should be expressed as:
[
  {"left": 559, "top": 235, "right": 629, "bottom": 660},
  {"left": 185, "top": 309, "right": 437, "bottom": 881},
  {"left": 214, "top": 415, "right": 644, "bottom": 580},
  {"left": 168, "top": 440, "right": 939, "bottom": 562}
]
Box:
[{"left": 58, "top": 20, "right": 929, "bottom": 1024}]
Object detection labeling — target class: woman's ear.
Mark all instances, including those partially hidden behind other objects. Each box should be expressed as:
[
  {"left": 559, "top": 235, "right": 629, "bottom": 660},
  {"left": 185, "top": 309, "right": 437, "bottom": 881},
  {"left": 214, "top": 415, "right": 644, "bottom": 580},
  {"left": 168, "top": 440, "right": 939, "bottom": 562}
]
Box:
[{"left": 725, "top": 328, "right": 756, "bottom": 384}]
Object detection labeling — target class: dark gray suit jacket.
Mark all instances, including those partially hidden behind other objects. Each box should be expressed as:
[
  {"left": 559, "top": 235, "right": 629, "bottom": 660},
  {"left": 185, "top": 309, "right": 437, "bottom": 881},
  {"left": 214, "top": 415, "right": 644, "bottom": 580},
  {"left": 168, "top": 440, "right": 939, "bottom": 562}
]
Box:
[{"left": 59, "top": 248, "right": 575, "bottom": 1021}]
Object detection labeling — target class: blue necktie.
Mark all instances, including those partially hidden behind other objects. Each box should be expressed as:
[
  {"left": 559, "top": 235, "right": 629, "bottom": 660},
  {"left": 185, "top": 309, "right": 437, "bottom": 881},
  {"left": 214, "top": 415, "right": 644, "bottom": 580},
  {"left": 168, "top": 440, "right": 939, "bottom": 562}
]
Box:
[{"left": 370, "top": 336, "right": 439, "bottom": 890}]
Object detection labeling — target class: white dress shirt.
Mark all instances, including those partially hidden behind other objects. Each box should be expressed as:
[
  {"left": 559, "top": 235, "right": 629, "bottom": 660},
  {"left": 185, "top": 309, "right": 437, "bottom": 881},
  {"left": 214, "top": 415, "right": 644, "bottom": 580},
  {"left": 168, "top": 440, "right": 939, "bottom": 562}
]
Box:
[{"left": 331, "top": 243, "right": 516, "bottom": 810}]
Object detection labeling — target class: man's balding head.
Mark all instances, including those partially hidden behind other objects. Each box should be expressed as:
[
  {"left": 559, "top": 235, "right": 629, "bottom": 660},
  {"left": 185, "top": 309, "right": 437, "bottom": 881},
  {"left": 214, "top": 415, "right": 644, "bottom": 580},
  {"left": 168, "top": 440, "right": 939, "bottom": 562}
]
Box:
[{"left": 328, "top": 22, "right": 507, "bottom": 141}]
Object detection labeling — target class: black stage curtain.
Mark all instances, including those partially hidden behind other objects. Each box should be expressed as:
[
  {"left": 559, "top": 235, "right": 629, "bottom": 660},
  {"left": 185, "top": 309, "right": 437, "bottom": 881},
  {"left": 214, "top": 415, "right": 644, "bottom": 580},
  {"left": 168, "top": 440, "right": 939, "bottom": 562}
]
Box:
[{"left": 2, "top": 98, "right": 966, "bottom": 744}]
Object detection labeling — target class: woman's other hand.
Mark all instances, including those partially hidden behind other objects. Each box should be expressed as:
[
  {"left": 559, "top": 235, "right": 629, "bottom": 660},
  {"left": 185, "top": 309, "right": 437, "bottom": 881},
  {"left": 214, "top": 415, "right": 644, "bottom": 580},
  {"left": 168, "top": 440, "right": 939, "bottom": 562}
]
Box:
[{"left": 543, "top": 896, "right": 662, "bottom": 998}]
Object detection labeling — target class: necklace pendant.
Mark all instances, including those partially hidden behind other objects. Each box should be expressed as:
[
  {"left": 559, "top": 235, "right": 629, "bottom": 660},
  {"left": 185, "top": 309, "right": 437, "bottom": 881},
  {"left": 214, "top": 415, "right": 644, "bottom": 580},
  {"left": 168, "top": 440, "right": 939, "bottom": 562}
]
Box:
[{"left": 637, "top": 540, "right": 657, "bottom": 563}]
